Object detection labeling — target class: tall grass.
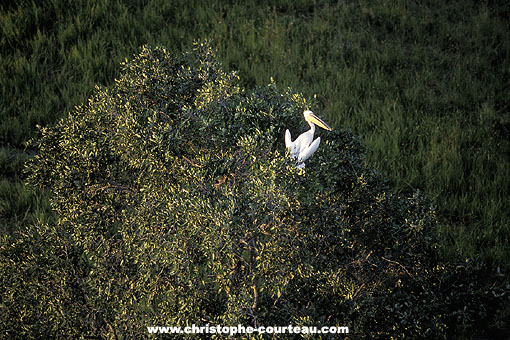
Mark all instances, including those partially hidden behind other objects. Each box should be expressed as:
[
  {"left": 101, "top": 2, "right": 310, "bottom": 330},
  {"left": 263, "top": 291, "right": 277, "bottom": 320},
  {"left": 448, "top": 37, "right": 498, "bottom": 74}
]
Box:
[{"left": 1, "top": 0, "right": 509, "bottom": 269}]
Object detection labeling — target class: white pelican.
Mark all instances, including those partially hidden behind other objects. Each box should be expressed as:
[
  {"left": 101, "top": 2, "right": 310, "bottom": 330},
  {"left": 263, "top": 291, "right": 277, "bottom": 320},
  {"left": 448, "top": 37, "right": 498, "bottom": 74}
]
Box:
[{"left": 285, "top": 110, "right": 332, "bottom": 168}]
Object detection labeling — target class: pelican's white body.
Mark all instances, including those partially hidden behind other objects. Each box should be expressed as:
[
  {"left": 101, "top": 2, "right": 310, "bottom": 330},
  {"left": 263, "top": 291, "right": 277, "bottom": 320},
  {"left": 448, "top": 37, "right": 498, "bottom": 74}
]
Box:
[{"left": 285, "top": 110, "right": 332, "bottom": 168}]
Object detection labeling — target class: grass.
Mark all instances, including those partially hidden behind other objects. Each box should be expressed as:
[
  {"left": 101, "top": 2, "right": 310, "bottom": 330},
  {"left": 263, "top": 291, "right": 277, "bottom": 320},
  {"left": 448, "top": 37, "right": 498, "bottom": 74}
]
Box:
[{"left": 1, "top": 0, "right": 509, "bottom": 274}]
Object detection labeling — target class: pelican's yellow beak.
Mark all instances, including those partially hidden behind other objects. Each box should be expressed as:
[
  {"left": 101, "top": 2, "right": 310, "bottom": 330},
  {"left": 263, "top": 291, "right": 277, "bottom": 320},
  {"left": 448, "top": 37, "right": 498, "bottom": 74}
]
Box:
[{"left": 308, "top": 112, "right": 332, "bottom": 131}]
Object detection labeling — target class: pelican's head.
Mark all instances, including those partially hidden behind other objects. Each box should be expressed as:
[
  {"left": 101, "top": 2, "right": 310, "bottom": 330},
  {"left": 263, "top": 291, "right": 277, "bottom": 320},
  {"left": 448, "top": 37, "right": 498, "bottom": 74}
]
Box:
[{"left": 303, "top": 110, "right": 332, "bottom": 131}]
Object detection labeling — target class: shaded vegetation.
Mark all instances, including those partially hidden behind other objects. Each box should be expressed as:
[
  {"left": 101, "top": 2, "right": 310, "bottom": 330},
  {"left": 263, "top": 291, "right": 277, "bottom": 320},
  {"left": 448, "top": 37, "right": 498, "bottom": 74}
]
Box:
[
  {"left": 1, "top": 0, "right": 508, "bottom": 270},
  {"left": 0, "top": 0, "right": 509, "bottom": 338},
  {"left": 1, "top": 42, "right": 507, "bottom": 339}
]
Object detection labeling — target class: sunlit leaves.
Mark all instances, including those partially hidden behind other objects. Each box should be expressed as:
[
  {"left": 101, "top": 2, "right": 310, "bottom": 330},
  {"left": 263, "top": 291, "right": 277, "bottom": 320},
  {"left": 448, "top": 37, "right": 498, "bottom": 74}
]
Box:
[{"left": 3, "top": 41, "right": 507, "bottom": 339}]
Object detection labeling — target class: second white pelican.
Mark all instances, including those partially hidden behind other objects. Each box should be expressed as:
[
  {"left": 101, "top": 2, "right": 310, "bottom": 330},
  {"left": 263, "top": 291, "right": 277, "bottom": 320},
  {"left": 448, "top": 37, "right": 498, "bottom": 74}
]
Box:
[{"left": 285, "top": 110, "right": 332, "bottom": 168}]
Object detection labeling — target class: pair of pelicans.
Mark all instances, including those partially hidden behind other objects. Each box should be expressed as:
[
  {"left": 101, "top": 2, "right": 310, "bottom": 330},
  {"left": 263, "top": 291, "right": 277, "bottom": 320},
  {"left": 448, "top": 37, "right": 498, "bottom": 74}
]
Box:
[{"left": 285, "top": 110, "right": 332, "bottom": 168}]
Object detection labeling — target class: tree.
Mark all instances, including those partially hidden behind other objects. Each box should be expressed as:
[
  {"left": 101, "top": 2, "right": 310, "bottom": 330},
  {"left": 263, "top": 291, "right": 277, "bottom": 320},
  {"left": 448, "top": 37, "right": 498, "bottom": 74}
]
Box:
[{"left": 1, "top": 41, "right": 507, "bottom": 339}]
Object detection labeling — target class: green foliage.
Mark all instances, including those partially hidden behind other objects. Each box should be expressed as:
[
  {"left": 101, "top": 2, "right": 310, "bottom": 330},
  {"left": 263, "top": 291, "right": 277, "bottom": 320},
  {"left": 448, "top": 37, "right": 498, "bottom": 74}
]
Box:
[
  {"left": 2, "top": 42, "right": 507, "bottom": 339},
  {"left": 1, "top": 0, "right": 508, "bottom": 274}
]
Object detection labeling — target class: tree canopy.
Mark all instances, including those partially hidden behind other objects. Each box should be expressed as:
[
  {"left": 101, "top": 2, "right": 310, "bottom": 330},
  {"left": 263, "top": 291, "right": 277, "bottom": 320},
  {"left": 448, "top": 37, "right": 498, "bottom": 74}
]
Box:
[{"left": 1, "top": 41, "right": 507, "bottom": 339}]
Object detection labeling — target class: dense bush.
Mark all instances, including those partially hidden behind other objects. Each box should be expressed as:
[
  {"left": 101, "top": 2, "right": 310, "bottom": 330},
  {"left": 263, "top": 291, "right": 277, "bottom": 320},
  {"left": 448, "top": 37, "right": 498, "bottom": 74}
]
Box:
[{"left": 1, "top": 42, "right": 507, "bottom": 339}]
